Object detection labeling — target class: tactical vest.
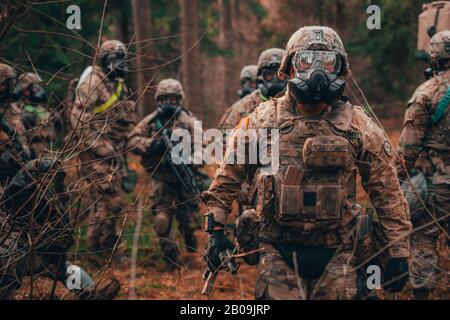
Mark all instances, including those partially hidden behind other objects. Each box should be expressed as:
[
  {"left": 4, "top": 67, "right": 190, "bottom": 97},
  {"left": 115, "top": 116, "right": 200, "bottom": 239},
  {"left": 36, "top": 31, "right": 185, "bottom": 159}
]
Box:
[{"left": 252, "top": 97, "right": 360, "bottom": 246}]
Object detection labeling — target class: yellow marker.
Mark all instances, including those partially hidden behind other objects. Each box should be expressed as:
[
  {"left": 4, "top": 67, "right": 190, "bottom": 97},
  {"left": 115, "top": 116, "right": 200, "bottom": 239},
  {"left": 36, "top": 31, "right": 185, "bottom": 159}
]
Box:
[{"left": 92, "top": 81, "right": 123, "bottom": 114}]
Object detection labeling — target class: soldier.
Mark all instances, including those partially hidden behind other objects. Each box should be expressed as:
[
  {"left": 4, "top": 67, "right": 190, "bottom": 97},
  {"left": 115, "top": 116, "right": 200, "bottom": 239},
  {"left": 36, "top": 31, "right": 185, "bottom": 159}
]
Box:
[
  {"left": 398, "top": 30, "right": 450, "bottom": 300},
  {"left": 219, "top": 48, "right": 287, "bottom": 130},
  {"left": 218, "top": 49, "right": 286, "bottom": 218},
  {"left": 238, "top": 64, "right": 258, "bottom": 99},
  {"left": 70, "top": 39, "right": 137, "bottom": 257},
  {"left": 12, "top": 72, "right": 57, "bottom": 159},
  {"left": 128, "top": 79, "right": 210, "bottom": 269},
  {"left": 219, "top": 65, "right": 259, "bottom": 129},
  {"left": 203, "top": 26, "right": 412, "bottom": 300},
  {"left": 0, "top": 63, "right": 120, "bottom": 300}
]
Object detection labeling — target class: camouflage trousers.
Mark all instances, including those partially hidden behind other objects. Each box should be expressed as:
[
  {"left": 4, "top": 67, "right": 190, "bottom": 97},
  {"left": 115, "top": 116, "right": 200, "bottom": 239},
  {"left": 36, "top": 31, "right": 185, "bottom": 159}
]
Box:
[
  {"left": 410, "top": 181, "right": 449, "bottom": 294},
  {"left": 255, "top": 242, "right": 358, "bottom": 300},
  {"left": 79, "top": 156, "right": 123, "bottom": 256},
  {"left": 148, "top": 179, "right": 201, "bottom": 265},
  {"left": 0, "top": 214, "right": 68, "bottom": 300},
  {"left": 0, "top": 215, "right": 27, "bottom": 300}
]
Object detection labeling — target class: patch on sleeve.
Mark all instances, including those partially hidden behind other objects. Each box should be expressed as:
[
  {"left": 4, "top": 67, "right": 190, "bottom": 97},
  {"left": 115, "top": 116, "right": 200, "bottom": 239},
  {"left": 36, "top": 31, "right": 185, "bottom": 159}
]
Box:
[
  {"left": 239, "top": 116, "right": 250, "bottom": 130},
  {"left": 383, "top": 140, "right": 393, "bottom": 157}
]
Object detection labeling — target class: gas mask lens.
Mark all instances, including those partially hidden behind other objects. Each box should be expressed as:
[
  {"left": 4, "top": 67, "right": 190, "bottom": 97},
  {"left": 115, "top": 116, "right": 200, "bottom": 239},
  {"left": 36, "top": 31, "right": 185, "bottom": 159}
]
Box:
[
  {"left": 261, "top": 69, "right": 277, "bottom": 82},
  {"left": 159, "top": 95, "right": 181, "bottom": 106},
  {"left": 292, "top": 50, "right": 340, "bottom": 74}
]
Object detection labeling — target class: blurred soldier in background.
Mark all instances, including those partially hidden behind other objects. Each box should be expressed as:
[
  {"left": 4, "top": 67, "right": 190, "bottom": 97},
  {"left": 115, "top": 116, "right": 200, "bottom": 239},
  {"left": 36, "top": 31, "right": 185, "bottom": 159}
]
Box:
[
  {"left": 219, "top": 48, "right": 286, "bottom": 130},
  {"left": 204, "top": 26, "right": 412, "bottom": 300},
  {"left": 128, "top": 79, "right": 210, "bottom": 269},
  {"left": 238, "top": 64, "right": 258, "bottom": 99},
  {"left": 0, "top": 63, "right": 120, "bottom": 300},
  {"left": 217, "top": 49, "right": 286, "bottom": 219},
  {"left": 219, "top": 64, "right": 258, "bottom": 129},
  {"left": 70, "top": 39, "right": 137, "bottom": 259},
  {"left": 12, "top": 72, "right": 57, "bottom": 159},
  {"left": 398, "top": 30, "right": 450, "bottom": 300}
]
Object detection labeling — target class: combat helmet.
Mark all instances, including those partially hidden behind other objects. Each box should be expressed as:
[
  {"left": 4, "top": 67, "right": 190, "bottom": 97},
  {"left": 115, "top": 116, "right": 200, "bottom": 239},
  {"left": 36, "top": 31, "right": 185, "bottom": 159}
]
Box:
[
  {"left": 240, "top": 65, "right": 258, "bottom": 81},
  {"left": 98, "top": 40, "right": 127, "bottom": 60},
  {"left": 155, "top": 78, "right": 185, "bottom": 100},
  {"left": 279, "top": 26, "right": 350, "bottom": 78},
  {"left": 257, "top": 48, "right": 285, "bottom": 75},
  {"left": 428, "top": 30, "right": 450, "bottom": 67},
  {"left": 0, "top": 63, "right": 17, "bottom": 102}
]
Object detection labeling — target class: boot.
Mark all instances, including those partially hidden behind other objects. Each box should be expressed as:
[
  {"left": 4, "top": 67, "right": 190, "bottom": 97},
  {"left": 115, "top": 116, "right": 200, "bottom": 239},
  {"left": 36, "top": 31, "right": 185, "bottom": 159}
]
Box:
[
  {"left": 184, "top": 233, "right": 197, "bottom": 253},
  {"left": 413, "top": 288, "right": 430, "bottom": 300},
  {"left": 78, "top": 278, "right": 121, "bottom": 300}
]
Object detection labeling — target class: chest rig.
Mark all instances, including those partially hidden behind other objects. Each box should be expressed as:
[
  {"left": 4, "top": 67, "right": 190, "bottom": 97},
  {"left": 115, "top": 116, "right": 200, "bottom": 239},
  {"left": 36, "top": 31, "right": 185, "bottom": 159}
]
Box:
[{"left": 258, "top": 98, "right": 359, "bottom": 234}]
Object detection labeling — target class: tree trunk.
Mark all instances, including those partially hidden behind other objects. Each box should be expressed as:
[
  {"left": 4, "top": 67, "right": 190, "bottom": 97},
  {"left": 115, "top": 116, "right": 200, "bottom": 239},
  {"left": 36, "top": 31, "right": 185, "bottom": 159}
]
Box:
[
  {"left": 131, "top": 0, "right": 155, "bottom": 118},
  {"left": 179, "top": 0, "right": 203, "bottom": 118}
]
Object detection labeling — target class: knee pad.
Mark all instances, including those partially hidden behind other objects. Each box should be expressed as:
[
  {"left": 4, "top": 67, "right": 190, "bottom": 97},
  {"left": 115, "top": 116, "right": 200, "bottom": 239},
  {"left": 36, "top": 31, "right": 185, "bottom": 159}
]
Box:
[{"left": 154, "top": 212, "right": 171, "bottom": 236}]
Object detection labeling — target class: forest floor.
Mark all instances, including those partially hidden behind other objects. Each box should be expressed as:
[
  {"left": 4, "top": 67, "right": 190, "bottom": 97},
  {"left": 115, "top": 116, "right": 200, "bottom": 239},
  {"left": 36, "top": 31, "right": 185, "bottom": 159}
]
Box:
[{"left": 15, "top": 117, "right": 449, "bottom": 300}]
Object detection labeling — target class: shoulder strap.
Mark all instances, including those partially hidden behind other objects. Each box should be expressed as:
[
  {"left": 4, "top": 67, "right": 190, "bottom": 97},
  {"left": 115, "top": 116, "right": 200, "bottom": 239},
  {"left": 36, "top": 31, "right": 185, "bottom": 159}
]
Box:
[
  {"left": 92, "top": 80, "right": 124, "bottom": 114},
  {"left": 431, "top": 85, "right": 450, "bottom": 124}
]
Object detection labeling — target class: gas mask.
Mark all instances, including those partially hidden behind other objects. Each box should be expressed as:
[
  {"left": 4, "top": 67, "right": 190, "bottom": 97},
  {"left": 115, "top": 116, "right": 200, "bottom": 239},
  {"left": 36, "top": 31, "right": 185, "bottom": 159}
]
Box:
[
  {"left": 257, "top": 67, "right": 287, "bottom": 98},
  {"left": 0, "top": 77, "right": 17, "bottom": 103},
  {"left": 13, "top": 82, "right": 48, "bottom": 104},
  {"left": 288, "top": 50, "right": 345, "bottom": 105},
  {"left": 238, "top": 78, "right": 256, "bottom": 98},
  {"left": 102, "top": 52, "right": 129, "bottom": 80},
  {"left": 157, "top": 95, "right": 182, "bottom": 120}
]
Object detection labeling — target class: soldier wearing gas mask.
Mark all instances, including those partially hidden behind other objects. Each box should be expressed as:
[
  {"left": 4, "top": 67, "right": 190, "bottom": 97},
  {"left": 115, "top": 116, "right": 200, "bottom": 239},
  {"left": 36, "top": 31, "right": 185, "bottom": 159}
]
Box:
[
  {"left": 398, "top": 30, "right": 450, "bottom": 300},
  {"left": 203, "top": 26, "right": 412, "bottom": 300},
  {"left": 11, "top": 72, "right": 58, "bottom": 159},
  {"left": 0, "top": 64, "right": 120, "bottom": 300},
  {"left": 70, "top": 39, "right": 137, "bottom": 259},
  {"left": 217, "top": 49, "right": 286, "bottom": 220},
  {"left": 219, "top": 48, "right": 286, "bottom": 131},
  {"left": 238, "top": 65, "right": 258, "bottom": 99},
  {"left": 128, "top": 79, "right": 210, "bottom": 269}
]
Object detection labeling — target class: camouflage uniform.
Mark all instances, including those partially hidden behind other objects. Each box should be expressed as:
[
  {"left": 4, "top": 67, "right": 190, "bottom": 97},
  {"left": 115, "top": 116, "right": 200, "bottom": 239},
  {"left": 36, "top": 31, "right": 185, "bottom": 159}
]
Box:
[
  {"left": 128, "top": 79, "right": 207, "bottom": 267},
  {"left": 218, "top": 49, "right": 285, "bottom": 216},
  {"left": 70, "top": 40, "right": 136, "bottom": 255},
  {"left": 219, "top": 49, "right": 286, "bottom": 130},
  {"left": 13, "top": 73, "right": 56, "bottom": 159},
  {"left": 398, "top": 31, "right": 450, "bottom": 299},
  {"left": 204, "top": 27, "right": 411, "bottom": 300}
]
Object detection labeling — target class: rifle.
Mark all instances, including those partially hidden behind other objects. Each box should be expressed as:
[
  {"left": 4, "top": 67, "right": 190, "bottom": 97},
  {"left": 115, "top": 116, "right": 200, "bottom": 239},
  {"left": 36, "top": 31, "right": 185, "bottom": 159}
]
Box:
[
  {"left": 152, "top": 113, "right": 239, "bottom": 293},
  {"left": 153, "top": 116, "right": 202, "bottom": 205},
  {"left": 202, "top": 248, "right": 238, "bottom": 295}
]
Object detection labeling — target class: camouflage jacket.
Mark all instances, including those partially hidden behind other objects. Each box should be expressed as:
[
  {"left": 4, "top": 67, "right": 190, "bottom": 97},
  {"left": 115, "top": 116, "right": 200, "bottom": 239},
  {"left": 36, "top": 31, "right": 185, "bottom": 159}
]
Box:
[
  {"left": 204, "top": 92, "right": 411, "bottom": 258},
  {"left": 0, "top": 102, "right": 30, "bottom": 183},
  {"left": 398, "top": 69, "right": 450, "bottom": 184},
  {"left": 219, "top": 89, "right": 267, "bottom": 130},
  {"left": 17, "top": 103, "right": 57, "bottom": 159},
  {"left": 128, "top": 108, "right": 201, "bottom": 182},
  {"left": 71, "top": 65, "right": 136, "bottom": 157}
]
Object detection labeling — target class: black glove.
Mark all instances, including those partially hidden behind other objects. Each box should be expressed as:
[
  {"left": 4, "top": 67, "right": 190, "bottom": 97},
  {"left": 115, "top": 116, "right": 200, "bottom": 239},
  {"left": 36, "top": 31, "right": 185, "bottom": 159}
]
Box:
[
  {"left": 147, "top": 139, "right": 166, "bottom": 156},
  {"left": 204, "top": 229, "right": 235, "bottom": 272},
  {"left": 383, "top": 258, "right": 409, "bottom": 292}
]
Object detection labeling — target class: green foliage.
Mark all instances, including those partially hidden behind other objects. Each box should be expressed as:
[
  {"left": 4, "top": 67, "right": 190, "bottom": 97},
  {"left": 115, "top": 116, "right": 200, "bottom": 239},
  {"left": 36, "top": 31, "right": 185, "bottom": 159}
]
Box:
[{"left": 347, "top": 0, "right": 430, "bottom": 103}]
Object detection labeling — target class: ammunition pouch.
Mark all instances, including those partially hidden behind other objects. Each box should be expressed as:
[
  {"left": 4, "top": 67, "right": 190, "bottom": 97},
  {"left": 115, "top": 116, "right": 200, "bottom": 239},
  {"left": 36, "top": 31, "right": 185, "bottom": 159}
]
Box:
[
  {"left": 235, "top": 208, "right": 260, "bottom": 266},
  {"left": 276, "top": 136, "right": 355, "bottom": 232},
  {"left": 401, "top": 171, "right": 429, "bottom": 224}
]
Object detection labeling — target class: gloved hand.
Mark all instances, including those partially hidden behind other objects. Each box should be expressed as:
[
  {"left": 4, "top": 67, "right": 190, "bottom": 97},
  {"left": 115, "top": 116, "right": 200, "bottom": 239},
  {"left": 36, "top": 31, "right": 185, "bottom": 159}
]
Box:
[
  {"left": 204, "top": 229, "right": 235, "bottom": 272},
  {"left": 383, "top": 258, "right": 409, "bottom": 292},
  {"left": 147, "top": 139, "right": 166, "bottom": 156}
]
